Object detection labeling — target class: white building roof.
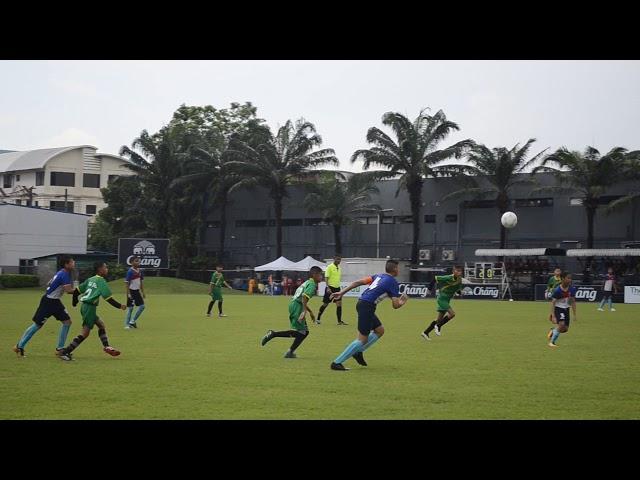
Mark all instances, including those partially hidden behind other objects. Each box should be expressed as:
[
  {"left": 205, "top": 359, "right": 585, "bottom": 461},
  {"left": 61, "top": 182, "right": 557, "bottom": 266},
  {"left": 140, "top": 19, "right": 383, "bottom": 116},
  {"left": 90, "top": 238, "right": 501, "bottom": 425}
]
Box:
[{"left": 0, "top": 145, "right": 129, "bottom": 173}]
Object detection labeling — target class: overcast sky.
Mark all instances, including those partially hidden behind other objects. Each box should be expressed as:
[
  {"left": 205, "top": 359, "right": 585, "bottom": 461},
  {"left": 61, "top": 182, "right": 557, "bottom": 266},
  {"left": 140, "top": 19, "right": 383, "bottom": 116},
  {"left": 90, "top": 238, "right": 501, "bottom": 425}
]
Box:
[{"left": 1, "top": 60, "right": 639, "bottom": 171}]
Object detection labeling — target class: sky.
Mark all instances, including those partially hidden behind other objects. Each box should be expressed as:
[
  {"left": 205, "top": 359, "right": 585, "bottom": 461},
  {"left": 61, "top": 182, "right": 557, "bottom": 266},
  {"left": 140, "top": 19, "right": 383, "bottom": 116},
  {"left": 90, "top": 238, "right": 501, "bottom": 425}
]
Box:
[{"left": 1, "top": 60, "right": 639, "bottom": 171}]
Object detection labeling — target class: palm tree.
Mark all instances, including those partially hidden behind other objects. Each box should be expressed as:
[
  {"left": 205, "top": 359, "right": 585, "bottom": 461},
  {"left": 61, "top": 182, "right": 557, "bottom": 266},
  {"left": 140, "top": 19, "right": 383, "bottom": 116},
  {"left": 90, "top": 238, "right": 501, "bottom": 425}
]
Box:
[
  {"left": 440, "top": 139, "right": 547, "bottom": 248},
  {"left": 533, "top": 146, "right": 633, "bottom": 249},
  {"left": 351, "top": 109, "right": 472, "bottom": 265},
  {"left": 304, "top": 172, "right": 380, "bottom": 255},
  {"left": 226, "top": 119, "right": 338, "bottom": 258},
  {"left": 605, "top": 152, "right": 640, "bottom": 214}
]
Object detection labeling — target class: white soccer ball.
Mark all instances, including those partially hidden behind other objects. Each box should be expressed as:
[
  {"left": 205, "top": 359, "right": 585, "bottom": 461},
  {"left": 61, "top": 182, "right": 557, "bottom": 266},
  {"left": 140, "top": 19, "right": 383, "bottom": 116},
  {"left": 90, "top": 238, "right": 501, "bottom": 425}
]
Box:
[{"left": 501, "top": 211, "right": 518, "bottom": 229}]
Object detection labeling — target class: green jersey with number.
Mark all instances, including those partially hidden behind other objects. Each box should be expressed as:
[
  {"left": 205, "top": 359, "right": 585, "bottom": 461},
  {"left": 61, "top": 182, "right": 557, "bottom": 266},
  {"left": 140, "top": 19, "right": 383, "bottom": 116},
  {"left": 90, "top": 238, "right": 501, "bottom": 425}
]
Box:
[
  {"left": 435, "top": 274, "right": 463, "bottom": 298},
  {"left": 291, "top": 279, "right": 317, "bottom": 305},
  {"left": 210, "top": 272, "right": 225, "bottom": 288},
  {"left": 78, "top": 275, "right": 113, "bottom": 306}
]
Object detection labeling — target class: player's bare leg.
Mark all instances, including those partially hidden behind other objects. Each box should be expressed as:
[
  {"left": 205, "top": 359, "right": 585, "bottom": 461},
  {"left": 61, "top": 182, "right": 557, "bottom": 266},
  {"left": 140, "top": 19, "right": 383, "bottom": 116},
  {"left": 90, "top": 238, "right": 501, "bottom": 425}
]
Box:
[
  {"left": 435, "top": 308, "right": 456, "bottom": 335},
  {"left": 96, "top": 318, "right": 121, "bottom": 356}
]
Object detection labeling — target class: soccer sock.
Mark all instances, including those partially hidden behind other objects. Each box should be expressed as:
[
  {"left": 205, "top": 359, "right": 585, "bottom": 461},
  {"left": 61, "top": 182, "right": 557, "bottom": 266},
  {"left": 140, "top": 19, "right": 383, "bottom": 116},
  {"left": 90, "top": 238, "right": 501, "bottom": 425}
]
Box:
[
  {"left": 598, "top": 298, "right": 605, "bottom": 309},
  {"left": 18, "top": 323, "right": 40, "bottom": 349},
  {"left": 125, "top": 307, "right": 134, "bottom": 325},
  {"left": 551, "top": 328, "right": 560, "bottom": 344},
  {"left": 336, "top": 306, "right": 343, "bottom": 323},
  {"left": 218, "top": 301, "right": 223, "bottom": 315},
  {"left": 57, "top": 323, "right": 71, "bottom": 350},
  {"left": 334, "top": 339, "right": 365, "bottom": 364},
  {"left": 271, "top": 330, "right": 296, "bottom": 338},
  {"left": 607, "top": 297, "right": 613, "bottom": 310},
  {"left": 437, "top": 314, "right": 451, "bottom": 328},
  {"left": 318, "top": 304, "right": 328, "bottom": 320},
  {"left": 207, "top": 301, "right": 215, "bottom": 314},
  {"left": 133, "top": 304, "right": 146, "bottom": 322},
  {"left": 98, "top": 328, "right": 109, "bottom": 347},
  {"left": 359, "top": 332, "right": 379, "bottom": 352},
  {"left": 289, "top": 331, "right": 309, "bottom": 352},
  {"left": 424, "top": 320, "right": 437, "bottom": 335},
  {"left": 65, "top": 334, "right": 86, "bottom": 353}
]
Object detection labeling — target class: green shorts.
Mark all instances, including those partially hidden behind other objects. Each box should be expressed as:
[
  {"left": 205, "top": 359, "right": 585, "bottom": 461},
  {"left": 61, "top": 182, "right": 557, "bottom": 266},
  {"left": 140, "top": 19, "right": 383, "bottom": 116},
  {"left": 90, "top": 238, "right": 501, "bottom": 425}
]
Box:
[
  {"left": 288, "top": 301, "right": 308, "bottom": 332},
  {"left": 436, "top": 294, "right": 452, "bottom": 312},
  {"left": 210, "top": 287, "right": 223, "bottom": 301},
  {"left": 80, "top": 303, "right": 100, "bottom": 329}
]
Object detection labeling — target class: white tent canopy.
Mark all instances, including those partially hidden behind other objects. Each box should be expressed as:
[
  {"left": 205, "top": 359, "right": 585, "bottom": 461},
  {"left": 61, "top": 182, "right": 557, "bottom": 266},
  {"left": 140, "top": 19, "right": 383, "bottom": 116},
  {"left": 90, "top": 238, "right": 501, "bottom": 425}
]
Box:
[
  {"left": 254, "top": 256, "right": 298, "bottom": 271},
  {"left": 566, "top": 249, "right": 640, "bottom": 257},
  {"left": 289, "top": 256, "right": 328, "bottom": 272}
]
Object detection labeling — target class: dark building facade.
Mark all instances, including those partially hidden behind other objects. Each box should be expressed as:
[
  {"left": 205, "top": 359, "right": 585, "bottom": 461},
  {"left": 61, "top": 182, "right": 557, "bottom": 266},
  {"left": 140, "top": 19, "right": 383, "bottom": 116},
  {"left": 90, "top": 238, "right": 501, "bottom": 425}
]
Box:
[{"left": 202, "top": 173, "right": 640, "bottom": 270}]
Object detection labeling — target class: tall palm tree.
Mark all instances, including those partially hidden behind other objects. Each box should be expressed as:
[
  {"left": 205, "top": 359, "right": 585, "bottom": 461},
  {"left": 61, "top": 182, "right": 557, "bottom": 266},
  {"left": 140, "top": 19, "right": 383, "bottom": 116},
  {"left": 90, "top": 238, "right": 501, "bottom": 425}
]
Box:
[
  {"left": 440, "top": 139, "right": 547, "bottom": 248},
  {"left": 533, "top": 146, "right": 632, "bottom": 249},
  {"left": 226, "top": 119, "right": 338, "bottom": 257},
  {"left": 605, "top": 152, "right": 640, "bottom": 214},
  {"left": 351, "top": 109, "right": 472, "bottom": 265},
  {"left": 304, "top": 172, "right": 380, "bottom": 255}
]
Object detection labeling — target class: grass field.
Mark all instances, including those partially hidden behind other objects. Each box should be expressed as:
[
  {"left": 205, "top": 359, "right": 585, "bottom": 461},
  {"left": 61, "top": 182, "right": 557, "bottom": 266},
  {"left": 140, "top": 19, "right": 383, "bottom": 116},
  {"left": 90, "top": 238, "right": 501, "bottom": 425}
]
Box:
[{"left": 1, "top": 277, "right": 639, "bottom": 419}]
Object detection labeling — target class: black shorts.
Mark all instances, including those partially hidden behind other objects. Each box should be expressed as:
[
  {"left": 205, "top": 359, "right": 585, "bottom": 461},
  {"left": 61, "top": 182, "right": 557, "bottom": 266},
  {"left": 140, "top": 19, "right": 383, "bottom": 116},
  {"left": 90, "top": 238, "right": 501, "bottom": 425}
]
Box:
[
  {"left": 323, "top": 286, "right": 341, "bottom": 304},
  {"left": 356, "top": 300, "right": 382, "bottom": 336},
  {"left": 127, "top": 289, "right": 144, "bottom": 307},
  {"left": 32, "top": 296, "right": 70, "bottom": 325},
  {"left": 555, "top": 307, "right": 570, "bottom": 326}
]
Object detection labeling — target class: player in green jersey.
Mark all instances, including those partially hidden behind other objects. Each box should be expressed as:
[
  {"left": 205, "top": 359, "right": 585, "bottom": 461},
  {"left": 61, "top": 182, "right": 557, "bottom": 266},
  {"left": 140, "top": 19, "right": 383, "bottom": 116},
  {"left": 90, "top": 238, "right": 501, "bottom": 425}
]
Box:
[
  {"left": 207, "top": 264, "right": 233, "bottom": 317},
  {"left": 422, "top": 265, "right": 464, "bottom": 340},
  {"left": 56, "top": 262, "right": 127, "bottom": 361},
  {"left": 260, "top": 266, "right": 323, "bottom": 358}
]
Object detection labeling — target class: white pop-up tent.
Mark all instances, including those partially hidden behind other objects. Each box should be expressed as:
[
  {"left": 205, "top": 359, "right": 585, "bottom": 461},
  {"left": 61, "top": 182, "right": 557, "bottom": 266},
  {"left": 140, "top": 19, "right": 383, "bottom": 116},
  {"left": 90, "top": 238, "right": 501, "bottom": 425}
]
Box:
[
  {"left": 289, "top": 255, "right": 328, "bottom": 272},
  {"left": 254, "top": 256, "right": 298, "bottom": 271}
]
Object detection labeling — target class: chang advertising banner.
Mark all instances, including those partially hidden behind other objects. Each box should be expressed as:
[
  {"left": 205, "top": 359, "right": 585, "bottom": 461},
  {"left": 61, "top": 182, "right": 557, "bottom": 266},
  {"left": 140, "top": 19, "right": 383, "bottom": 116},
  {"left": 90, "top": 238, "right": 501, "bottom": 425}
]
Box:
[
  {"left": 624, "top": 286, "right": 640, "bottom": 304},
  {"left": 459, "top": 284, "right": 501, "bottom": 299},
  {"left": 318, "top": 282, "right": 432, "bottom": 299},
  {"left": 118, "top": 238, "right": 170, "bottom": 269},
  {"left": 535, "top": 284, "right": 602, "bottom": 302}
]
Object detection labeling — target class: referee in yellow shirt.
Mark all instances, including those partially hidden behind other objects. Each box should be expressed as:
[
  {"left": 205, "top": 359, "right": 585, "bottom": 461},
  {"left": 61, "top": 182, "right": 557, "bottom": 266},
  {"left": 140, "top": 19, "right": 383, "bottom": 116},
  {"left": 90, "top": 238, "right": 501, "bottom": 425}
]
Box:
[{"left": 317, "top": 255, "right": 347, "bottom": 325}]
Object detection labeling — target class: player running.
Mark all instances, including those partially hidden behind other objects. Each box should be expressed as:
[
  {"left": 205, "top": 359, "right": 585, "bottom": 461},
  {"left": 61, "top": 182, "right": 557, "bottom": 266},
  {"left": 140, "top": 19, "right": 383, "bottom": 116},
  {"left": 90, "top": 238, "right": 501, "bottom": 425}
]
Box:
[
  {"left": 207, "top": 264, "right": 233, "bottom": 317},
  {"left": 421, "top": 266, "right": 464, "bottom": 340},
  {"left": 124, "top": 256, "right": 146, "bottom": 329},
  {"left": 261, "top": 266, "right": 322, "bottom": 358},
  {"left": 317, "top": 255, "right": 347, "bottom": 326},
  {"left": 597, "top": 267, "right": 617, "bottom": 312},
  {"left": 547, "top": 271, "right": 577, "bottom": 348},
  {"left": 57, "top": 262, "right": 127, "bottom": 361},
  {"left": 546, "top": 268, "right": 563, "bottom": 299},
  {"left": 13, "top": 255, "right": 76, "bottom": 358},
  {"left": 329, "top": 259, "right": 408, "bottom": 371}
]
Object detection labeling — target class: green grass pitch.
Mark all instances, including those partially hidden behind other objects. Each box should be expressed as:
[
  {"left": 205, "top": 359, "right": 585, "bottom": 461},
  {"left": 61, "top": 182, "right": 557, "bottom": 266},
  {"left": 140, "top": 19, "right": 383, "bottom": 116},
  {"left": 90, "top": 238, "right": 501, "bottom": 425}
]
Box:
[{"left": 1, "top": 277, "right": 639, "bottom": 419}]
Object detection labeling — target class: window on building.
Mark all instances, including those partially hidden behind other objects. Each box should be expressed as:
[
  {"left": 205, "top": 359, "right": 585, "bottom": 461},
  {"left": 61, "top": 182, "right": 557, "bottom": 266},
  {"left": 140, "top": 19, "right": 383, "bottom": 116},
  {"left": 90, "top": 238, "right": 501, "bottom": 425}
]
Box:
[
  {"left": 85, "top": 205, "right": 97, "bottom": 215},
  {"left": 515, "top": 198, "right": 554, "bottom": 207},
  {"left": 3, "top": 174, "right": 13, "bottom": 188},
  {"left": 354, "top": 217, "right": 368, "bottom": 225},
  {"left": 305, "top": 218, "right": 328, "bottom": 226},
  {"left": 50, "top": 201, "right": 74, "bottom": 212},
  {"left": 424, "top": 214, "right": 436, "bottom": 223},
  {"left": 108, "top": 175, "right": 120, "bottom": 184},
  {"left": 381, "top": 216, "right": 394, "bottom": 224},
  {"left": 570, "top": 198, "right": 583, "bottom": 206},
  {"left": 15, "top": 199, "right": 22, "bottom": 205},
  {"left": 445, "top": 214, "right": 458, "bottom": 223},
  {"left": 464, "top": 200, "right": 495, "bottom": 208},
  {"left": 35, "top": 201, "right": 39, "bottom": 207},
  {"left": 19, "top": 259, "right": 35, "bottom": 274},
  {"left": 236, "top": 219, "right": 268, "bottom": 228},
  {"left": 282, "top": 218, "right": 303, "bottom": 227},
  {"left": 16, "top": 174, "right": 20, "bottom": 181},
  {"left": 394, "top": 215, "right": 413, "bottom": 224},
  {"left": 36, "top": 171, "right": 45, "bottom": 186},
  {"left": 50, "top": 172, "right": 75, "bottom": 187},
  {"left": 597, "top": 195, "right": 623, "bottom": 205},
  {"left": 83, "top": 173, "right": 101, "bottom": 188}
]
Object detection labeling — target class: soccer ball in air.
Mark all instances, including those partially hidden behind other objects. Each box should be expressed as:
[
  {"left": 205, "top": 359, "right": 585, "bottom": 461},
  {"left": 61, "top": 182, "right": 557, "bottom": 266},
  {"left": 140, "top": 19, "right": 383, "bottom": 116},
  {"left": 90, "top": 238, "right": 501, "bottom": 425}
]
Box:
[{"left": 501, "top": 211, "right": 518, "bottom": 229}]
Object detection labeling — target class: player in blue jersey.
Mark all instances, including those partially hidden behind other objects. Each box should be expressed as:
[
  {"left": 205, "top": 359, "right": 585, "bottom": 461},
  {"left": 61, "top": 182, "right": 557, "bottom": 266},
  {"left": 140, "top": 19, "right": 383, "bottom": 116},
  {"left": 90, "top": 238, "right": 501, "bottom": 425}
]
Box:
[
  {"left": 124, "top": 256, "right": 146, "bottom": 329},
  {"left": 547, "top": 271, "right": 578, "bottom": 348},
  {"left": 12, "top": 255, "right": 76, "bottom": 358},
  {"left": 329, "top": 259, "right": 408, "bottom": 371}
]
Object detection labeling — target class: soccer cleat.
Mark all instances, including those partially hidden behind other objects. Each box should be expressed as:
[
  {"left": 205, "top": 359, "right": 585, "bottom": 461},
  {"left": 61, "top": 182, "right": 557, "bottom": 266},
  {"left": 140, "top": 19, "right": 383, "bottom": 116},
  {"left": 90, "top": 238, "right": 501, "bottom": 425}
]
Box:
[
  {"left": 597, "top": 308, "right": 604, "bottom": 311},
  {"left": 315, "top": 319, "right": 321, "bottom": 325},
  {"left": 421, "top": 331, "right": 431, "bottom": 341},
  {"left": 103, "top": 346, "right": 121, "bottom": 357},
  {"left": 611, "top": 308, "right": 616, "bottom": 312},
  {"left": 206, "top": 313, "right": 212, "bottom": 317},
  {"left": 353, "top": 352, "right": 367, "bottom": 366},
  {"left": 284, "top": 350, "right": 297, "bottom": 359},
  {"left": 55, "top": 348, "right": 72, "bottom": 360},
  {"left": 13, "top": 345, "right": 25, "bottom": 357},
  {"left": 337, "top": 321, "right": 348, "bottom": 326},
  {"left": 125, "top": 325, "right": 132, "bottom": 330},
  {"left": 547, "top": 342, "right": 558, "bottom": 348},
  {"left": 261, "top": 330, "right": 274, "bottom": 346},
  {"left": 434, "top": 324, "right": 441, "bottom": 336},
  {"left": 129, "top": 322, "right": 137, "bottom": 329},
  {"left": 330, "top": 362, "right": 349, "bottom": 371},
  {"left": 218, "top": 314, "right": 228, "bottom": 318},
  {"left": 58, "top": 352, "right": 73, "bottom": 361}
]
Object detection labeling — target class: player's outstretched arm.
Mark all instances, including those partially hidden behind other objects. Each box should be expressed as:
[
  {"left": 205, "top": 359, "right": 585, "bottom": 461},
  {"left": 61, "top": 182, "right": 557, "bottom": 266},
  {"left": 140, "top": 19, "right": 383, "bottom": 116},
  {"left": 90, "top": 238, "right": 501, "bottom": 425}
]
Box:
[
  {"left": 331, "top": 277, "right": 371, "bottom": 301},
  {"left": 106, "top": 297, "right": 127, "bottom": 311},
  {"left": 224, "top": 281, "right": 233, "bottom": 289},
  {"left": 550, "top": 298, "right": 558, "bottom": 323},
  {"left": 571, "top": 297, "right": 577, "bottom": 322}
]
